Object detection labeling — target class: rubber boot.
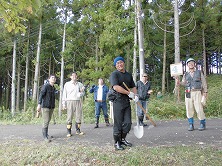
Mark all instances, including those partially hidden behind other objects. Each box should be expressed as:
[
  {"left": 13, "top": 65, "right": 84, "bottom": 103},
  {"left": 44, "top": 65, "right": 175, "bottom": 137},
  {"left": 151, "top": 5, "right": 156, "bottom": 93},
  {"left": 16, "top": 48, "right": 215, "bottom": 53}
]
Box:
[
  {"left": 198, "top": 119, "right": 206, "bottom": 131},
  {"left": 138, "top": 116, "right": 147, "bottom": 127},
  {"left": 188, "top": 118, "right": 194, "bottom": 131},
  {"left": 94, "top": 117, "right": 99, "bottom": 128},
  {"left": 105, "top": 118, "right": 110, "bottom": 127},
  {"left": 121, "top": 132, "right": 132, "bottom": 147},
  {"left": 113, "top": 134, "right": 124, "bottom": 150},
  {"left": 75, "top": 123, "right": 84, "bottom": 135},
  {"left": 42, "top": 127, "right": 51, "bottom": 143},
  {"left": 67, "top": 123, "right": 72, "bottom": 137}
]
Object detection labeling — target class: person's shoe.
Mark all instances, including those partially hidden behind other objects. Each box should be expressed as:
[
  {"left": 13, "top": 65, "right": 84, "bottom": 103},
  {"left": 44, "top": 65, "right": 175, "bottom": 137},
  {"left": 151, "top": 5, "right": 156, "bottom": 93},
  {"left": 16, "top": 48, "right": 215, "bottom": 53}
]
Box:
[
  {"left": 94, "top": 124, "right": 99, "bottom": 128},
  {"left": 121, "top": 139, "right": 132, "bottom": 147},
  {"left": 114, "top": 141, "right": 124, "bottom": 150},
  {"left": 44, "top": 137, "right": 51, "bottom": 143},
  {"left": 106, "top": 122, "right": 110, "bottom": 127},
  {"left": 76, "top": 129, "right": 84, "bottom": 135},
  {"left": 198, "top": 123, "right": 206, "bottom": 131},
  {"left": 67, "top": 134, "right": 72, "bottom": 137},
  {"left": 188, "top": 124, "right": 194, "bottom": 131}
]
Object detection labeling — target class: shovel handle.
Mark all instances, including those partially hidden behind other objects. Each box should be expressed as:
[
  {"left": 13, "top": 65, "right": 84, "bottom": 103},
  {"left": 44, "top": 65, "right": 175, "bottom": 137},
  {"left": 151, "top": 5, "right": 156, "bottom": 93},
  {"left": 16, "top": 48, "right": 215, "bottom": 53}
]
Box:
[{"left": 123, "top": 82, "right": 156, "bottom": 127}]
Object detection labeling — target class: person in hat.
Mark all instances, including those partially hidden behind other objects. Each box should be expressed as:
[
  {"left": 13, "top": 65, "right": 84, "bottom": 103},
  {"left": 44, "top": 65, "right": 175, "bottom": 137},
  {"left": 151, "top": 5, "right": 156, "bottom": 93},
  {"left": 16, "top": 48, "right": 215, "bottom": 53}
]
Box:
[
  {"left": 109, "top": 56, "right": 138, "bottom": 150},
  {"left": 176, "top": 58, "right": 208, "bottom": 131}
]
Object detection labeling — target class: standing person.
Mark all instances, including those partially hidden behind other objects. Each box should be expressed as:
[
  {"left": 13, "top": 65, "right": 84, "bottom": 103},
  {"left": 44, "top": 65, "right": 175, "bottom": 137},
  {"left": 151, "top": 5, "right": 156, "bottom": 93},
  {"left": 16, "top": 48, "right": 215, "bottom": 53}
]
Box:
[
  {"left": 136, "top": 73, "right": 152, "bottom": 126},
  {"left": 62, "top": 72, "right": 85, "bottom": 137},
  {"left": 109, "top": 56, "right": 138, "bottom": 150},
  {"left": 89, "top": 78, "right": 110, "bottom": 128},
  {"left": 176, "top": 58, "right": 208, "bottom": 131},
  {"left": 37, "top": 74, "right": 57, "bottom": 142}
]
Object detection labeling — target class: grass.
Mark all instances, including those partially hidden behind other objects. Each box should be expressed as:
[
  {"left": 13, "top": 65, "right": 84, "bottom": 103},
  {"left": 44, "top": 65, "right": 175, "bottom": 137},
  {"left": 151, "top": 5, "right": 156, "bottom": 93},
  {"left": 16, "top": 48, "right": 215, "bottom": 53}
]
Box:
[
  {"left": 0, "top": 139, "right": 221, "bottom": 166},
  {"left": 1, "top": 74, "right": 222, "bottom": 165}
]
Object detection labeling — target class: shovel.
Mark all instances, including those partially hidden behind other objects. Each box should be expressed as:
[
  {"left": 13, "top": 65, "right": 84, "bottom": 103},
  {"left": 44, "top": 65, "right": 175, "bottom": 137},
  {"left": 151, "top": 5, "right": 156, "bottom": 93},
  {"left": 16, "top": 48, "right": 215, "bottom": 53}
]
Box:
[
  {"left": 123, "top": 82, "right": 157, "bottom": 127},
  {"left": 134, "top": 105, "right": 144, "bottom": 139}
]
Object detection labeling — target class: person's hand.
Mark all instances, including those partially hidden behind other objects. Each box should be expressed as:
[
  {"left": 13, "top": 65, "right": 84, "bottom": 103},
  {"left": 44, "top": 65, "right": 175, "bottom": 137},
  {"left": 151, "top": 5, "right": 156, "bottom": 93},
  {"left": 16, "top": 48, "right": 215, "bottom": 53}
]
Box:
[
  {"left": 148, "top": 90, "right": 153, "bottom": 94},
  {"left": 37, "top": 104, "right": 41, "bottom": 112},
  {"left": 128, "top": 92, "right": 135, "bottom": 99},
  {"left": 174, "top": 76, "right": 180, "bottom": 86},
  {"left": 62, "top": 104, "right": 67, "bottom": 111},
  {"left": 133, "top": 96, "right": 139, "bottom": 103},
  {"left": 81, "top": 86, "right": 85, "bottom": 91},
  {"left": 77, "top": 92, "right": 82, "bottom": 97}
]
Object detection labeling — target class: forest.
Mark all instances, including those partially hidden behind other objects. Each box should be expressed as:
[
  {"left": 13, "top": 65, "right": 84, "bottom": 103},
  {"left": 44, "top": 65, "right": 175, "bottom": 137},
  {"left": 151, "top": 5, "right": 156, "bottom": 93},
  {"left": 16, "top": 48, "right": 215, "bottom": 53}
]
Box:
[{"left": 0, "top": 0, "right": 221, "bottom": 117}]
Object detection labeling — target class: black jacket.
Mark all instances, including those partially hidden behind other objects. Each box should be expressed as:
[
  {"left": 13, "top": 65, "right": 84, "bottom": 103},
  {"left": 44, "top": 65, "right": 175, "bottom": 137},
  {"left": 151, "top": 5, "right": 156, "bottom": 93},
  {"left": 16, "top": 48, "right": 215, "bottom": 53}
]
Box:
[
  {"left": 136, "top": 80, "right": 151, "bottom": 101},
  {"left": 38, "top": 83, "right": 56, "bottom": 109}
]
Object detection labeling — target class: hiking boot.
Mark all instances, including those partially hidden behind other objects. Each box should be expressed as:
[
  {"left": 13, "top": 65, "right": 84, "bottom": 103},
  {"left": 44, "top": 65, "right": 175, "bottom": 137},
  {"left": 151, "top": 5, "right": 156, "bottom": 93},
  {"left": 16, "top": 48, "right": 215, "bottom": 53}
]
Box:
[
  {"left": 76, "top": 129, "right": 84, "bottom": 135},
  {"left": 94, "top": 117, "right": 99, "bottom": 128},
  {"left": 105, "top": 118, "right": 110, "bottom": 127},
  {"left": 114, "top": 134, "right": 124, "bottom": 150},
  {"left": 121, "top": 133, "right": 132, "bottom": 147},
  {"left": 188, "top": 124, "right": 194, "bottom": 131},
  {"left": 75, "top": 123, "right": 84, "bottom": 135},
  {"left": 106, "top": 122, "right": 110, "bottom": 127},
  {"left": 121, "top": 139, "right": 132, "bottom": 147},
  {"left": 198, "top": 123, "right": 206, "bottom": 131},
  {"left": 67, "top": 123, "right": 72, "bottom": 137},
  {"left": 94, "top": 124, "right": 99, "bottom": 128},
  {"left": 114, "top": 141, "right": 125, "bottom": 150}
]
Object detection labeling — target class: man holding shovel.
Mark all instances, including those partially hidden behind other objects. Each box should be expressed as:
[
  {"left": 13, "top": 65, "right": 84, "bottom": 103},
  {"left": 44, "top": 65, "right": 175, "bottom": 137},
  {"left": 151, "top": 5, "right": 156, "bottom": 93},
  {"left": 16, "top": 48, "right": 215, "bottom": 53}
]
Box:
[{"left": 109, "top": 56, "right": 138, "bottom": 150}]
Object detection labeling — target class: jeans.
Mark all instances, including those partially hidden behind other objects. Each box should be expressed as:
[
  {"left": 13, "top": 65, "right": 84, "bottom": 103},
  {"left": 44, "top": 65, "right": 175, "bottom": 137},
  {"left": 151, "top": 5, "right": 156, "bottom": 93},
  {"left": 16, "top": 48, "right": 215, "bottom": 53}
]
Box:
[
  {"left": 137, "top": 100, "right": 147, "bottom": 116},
  {"left": 95, "top": 101, "right": 108, "bottom": 119}
]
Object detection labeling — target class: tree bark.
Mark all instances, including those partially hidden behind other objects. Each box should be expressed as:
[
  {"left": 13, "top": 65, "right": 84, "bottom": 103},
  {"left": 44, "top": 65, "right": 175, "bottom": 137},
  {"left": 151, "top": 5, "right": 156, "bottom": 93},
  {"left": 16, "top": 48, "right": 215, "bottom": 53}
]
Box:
[
  {"left": 32, "top": 21, "right": 42, "bottom": 102},
  {"left": 11, "top": 38, "right": 17, "bottom": 116},
  {"left": 59, "top": 15, "right": 67, "bottom": 117}
]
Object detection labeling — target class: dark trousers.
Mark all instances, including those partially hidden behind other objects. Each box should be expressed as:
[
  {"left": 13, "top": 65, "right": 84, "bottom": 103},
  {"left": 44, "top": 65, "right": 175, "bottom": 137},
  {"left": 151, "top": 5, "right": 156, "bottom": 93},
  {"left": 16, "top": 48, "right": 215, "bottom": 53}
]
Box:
[{"left": 113, "top": 99, "right": 132, "bottom": 135}]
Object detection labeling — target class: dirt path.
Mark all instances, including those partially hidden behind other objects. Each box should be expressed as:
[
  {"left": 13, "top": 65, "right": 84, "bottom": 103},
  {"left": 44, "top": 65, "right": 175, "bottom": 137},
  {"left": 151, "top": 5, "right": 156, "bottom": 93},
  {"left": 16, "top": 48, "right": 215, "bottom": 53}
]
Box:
[{"left": 0, "top": 118, "right": 222, "bottom": 148}]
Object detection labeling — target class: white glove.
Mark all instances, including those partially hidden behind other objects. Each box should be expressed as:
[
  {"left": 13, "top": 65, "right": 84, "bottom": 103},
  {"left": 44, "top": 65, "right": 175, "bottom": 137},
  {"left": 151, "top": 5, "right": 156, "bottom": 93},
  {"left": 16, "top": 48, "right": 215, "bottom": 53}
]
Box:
[
  {"left": 77, "top": 92, "right": 82, "bottom": 97},
  {"left": 133, "top": 96, "right": 139, "bottom": 103},
  {"left": 128, "top": 92, "right": 135, "bottom": 99}
]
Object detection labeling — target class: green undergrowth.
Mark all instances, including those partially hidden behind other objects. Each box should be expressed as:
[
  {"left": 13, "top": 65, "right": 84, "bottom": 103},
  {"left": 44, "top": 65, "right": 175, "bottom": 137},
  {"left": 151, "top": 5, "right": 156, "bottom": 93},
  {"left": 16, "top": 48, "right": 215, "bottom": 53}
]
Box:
[
  {"left": 0, "top": 74, "right": 222, "bottom": 125},
  {"left": 0, "top": 139, "right": 221, "bottom": 166}
]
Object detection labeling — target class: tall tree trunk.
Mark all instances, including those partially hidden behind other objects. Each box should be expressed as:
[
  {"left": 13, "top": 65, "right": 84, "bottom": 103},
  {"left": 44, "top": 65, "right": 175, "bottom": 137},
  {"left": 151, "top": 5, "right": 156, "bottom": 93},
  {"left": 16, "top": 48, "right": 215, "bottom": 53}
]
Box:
[
  {"left": 174, "top": 0, "right": 180, "bottom": 63},
  {"left": 162, "top": 24, "right": 167, "bottom": 94},
  {"left": 174, "top": 0, "right": 180, "bottom": 102},
  {"left": 95, "top": 37, "right": 98, "bottom": 71},
  {"left": 59, "top": 15, "right": 67, "bottom": 117},
  {"left": 23, "top": 25, "right": 30, "bottom": 112},
  {"left": 16, "top": 62, "right": 20, "bottom": 112},
  {"left": 202, "top": 29, "right": 207, "bottom": 76},
  {"left": 32, "top": 21, "right": 42, "bottom": 102},
  {"left": 133, "top": 5, "right": 137, "bottom": 83},
  {"left": 6, "top": 71, "right": 10, "bottom": 109},
  {"left": 11, "top": 38, "right": 17, "bottom": 116},
  {"left": 137, "top": 0, "right": 145, "bottom": 80}
]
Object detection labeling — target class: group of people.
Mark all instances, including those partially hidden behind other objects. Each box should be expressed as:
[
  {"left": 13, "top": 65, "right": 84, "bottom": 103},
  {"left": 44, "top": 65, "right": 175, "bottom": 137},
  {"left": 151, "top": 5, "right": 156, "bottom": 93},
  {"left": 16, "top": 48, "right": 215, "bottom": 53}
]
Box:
[{"left": 37, "top": 56, "right": 208, "bottom": 150}]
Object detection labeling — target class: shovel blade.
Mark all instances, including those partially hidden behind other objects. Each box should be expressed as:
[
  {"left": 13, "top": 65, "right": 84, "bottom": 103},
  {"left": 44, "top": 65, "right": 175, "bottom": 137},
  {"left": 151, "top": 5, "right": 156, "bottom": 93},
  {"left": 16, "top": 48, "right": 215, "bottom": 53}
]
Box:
[{"left": 134, "top": 125, "right": 144, "bottom": 139}]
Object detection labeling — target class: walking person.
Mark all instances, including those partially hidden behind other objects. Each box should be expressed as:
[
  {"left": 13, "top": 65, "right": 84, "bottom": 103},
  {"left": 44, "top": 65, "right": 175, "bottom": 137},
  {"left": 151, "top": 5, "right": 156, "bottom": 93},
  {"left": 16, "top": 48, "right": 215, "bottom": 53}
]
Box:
[
  {"left": 109, "top": 56, "right": 138, "bottom": 150},
  {"left": 62, "top": 72, "right": 85, "bottom": 137},
  {"left": 176, "top": 58, "right": 208, "bottom": 131},
  {"left": 89, "top": 78, "right": 110, "bottom": 128},
  {"left": 37, "top": 74, "right": 57, "bottom": 142},
  {"left": 136, "top": 73, "right": 152, "bottom": 126}
]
